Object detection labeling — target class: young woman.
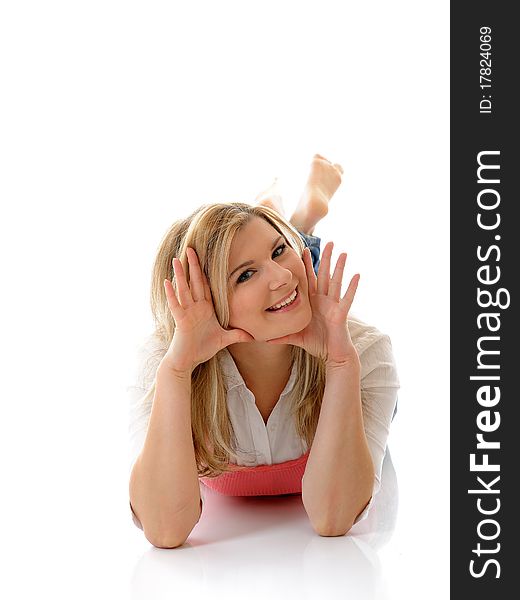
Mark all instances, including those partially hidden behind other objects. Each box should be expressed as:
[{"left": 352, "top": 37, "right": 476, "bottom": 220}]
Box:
[{"left": 128, "top": 155, "right": 399, "bottom": 548}]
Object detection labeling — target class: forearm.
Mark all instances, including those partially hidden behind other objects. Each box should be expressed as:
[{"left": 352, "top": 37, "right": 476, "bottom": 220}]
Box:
[
  {"left": 302, "top": 362, "right": 374, "bottom": 536},
  {"left": 129, "top": 364, "right": 201, "bottom": 546}
]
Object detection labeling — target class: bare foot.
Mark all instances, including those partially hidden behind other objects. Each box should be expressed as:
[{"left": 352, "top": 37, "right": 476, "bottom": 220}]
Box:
[
  {"left": 290, "top": 154, "right": 343, "bottom": 235},
  {"left": 254, "top": 178, "right": 285, "bottom": 216}
]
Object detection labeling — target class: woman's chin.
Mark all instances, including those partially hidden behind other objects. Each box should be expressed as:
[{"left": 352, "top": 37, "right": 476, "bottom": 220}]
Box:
[{"left": 265, "top": 310, "right": 312, "bottom": 341}]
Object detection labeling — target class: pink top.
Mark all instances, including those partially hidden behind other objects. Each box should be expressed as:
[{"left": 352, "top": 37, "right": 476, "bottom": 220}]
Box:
[
  {"left": 130, "top": 450, "right": 311, "bottom": 531},
  {"left": 199, "top": 450, "right": 311, "bottom": 497}
]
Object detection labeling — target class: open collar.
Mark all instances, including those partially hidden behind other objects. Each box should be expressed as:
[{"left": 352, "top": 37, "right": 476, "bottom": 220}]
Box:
[{"left": 218, "top": 347, "right": 298, "bottom": 398}]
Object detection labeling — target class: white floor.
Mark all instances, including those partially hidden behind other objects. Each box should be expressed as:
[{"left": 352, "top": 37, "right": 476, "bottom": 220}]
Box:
[
  {"left": 2, "top": 429, "right": 448, "bottom": 600},
  {"left": 128, "top": 451, "right": 405, "bottom": 600}
]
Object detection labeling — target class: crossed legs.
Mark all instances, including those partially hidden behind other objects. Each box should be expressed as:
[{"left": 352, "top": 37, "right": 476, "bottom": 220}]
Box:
[{"left": 254, "top": 154, "right": 344, "bottom": 235}]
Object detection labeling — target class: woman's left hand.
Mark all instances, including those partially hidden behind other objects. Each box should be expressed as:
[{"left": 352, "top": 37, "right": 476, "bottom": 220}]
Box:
[{"left": 267, "top": 241, "right": 360, "bottom": 369}]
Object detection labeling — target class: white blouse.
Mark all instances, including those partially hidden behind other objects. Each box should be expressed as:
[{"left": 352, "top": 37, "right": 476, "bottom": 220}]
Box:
[{"left": 128, "top": 315, "right": 400, "bottom": 526}]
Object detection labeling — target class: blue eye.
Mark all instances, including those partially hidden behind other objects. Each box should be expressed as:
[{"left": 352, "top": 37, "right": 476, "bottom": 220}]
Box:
[{"left": 236, "top": 244, "right": 287, "bottom": 284}]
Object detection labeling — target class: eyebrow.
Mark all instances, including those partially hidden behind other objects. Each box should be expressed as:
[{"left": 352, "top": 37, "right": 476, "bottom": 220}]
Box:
[{"left": 228, "top": 235, "right": 284, "bottom": 281}]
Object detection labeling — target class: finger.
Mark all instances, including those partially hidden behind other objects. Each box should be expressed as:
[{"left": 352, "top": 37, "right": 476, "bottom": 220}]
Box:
[
  {"left": 303, "top": 247, "right": 317, "bottom": 295},
  {"left": 340, "top": 273, "right": 360, "bottom": 313},
  {"left": 172, "top": 257, "right": 194, "bottom": 307},
  {"left": 200, "top": 264, "right": 212, "bottom": 301},
  {"left": 267, "top": 330, "right": 304, "bottom": 346},
  {"left": 267, "top": 334, "right": 295, "bottom": 345},
  {"left": 329, "top": 252, "right": 347, "bottom": 302},
  {"left": 223, "top": 328, "right": 254, "bottom": 346},
  {"left": 186, "top": 247, "right": 205, "bottom": 302},
  {"left": 317, "top": 241, "right": 333, "bottom": 295},
  {"left": 163, "top": 278, "right": 181, "bottom": 317}
]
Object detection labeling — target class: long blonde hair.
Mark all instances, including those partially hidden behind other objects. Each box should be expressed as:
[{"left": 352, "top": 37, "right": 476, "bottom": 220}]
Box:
[{"left": 141, "top": 202, "right": 327, "bottom": 477}]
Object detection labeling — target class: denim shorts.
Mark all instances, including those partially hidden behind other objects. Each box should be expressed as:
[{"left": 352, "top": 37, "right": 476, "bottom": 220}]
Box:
[{"left": 298, "top": 231, "right": 321, "bottom": 276}]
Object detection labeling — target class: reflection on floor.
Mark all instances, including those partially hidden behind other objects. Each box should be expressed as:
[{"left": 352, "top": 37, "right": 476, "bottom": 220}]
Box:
[{"left": 131, "top": 450, "right": 399, "bottom": 600}]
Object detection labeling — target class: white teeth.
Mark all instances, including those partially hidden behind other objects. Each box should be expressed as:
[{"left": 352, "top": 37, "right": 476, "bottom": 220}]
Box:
[{"left": 267, "top": 288, "right": 297, "bottom": 311}]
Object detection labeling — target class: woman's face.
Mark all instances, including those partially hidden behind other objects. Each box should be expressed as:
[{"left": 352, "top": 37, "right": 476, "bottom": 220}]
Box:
[{"left": 226, "top": 217, "right": 312, "bottom": 341}]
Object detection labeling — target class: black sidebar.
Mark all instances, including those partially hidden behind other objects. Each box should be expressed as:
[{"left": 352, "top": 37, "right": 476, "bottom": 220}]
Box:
[{"left": 451, "top": 2, "right": 518, "bottom": 597}]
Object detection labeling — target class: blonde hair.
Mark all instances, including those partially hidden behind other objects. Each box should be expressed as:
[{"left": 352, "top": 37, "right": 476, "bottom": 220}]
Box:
[{"left": 142, "top": 202, "right": 327, "bottom": 477}]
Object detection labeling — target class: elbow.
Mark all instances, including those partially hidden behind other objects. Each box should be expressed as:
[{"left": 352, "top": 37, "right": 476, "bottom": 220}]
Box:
[
  {"left": 315, "top": 493, "right": 375, "bottom": 536},
  {"left": 141, "top": 501, "right": 202, "bottom": 549},
  {"left": 145, "top": 514, "right": 199, "bottom": 549},
  {"left": 312, "top": 518, "right": 355, "bottom": 538},
  {"left": 145, "top": 529, "right": 191, "bottom": 549},
  {"left": 303, "top": 504, "right": 353, "bottom": 537},
  {"left": 307, "top": 500, "right": 369, "bottom": 537}
]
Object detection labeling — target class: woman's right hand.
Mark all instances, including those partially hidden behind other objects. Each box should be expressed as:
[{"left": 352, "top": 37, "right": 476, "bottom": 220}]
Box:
[{"left": 161, "top": 246, "right": 255, "bottom": 374}]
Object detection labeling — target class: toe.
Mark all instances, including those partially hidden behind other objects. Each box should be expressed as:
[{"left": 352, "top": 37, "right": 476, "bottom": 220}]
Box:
[
  {"left": 333, "top": 163, "right": 344, "bottom": 175},
  {"left": 313, "top": 153, "right": 329, "bottom": 162}
]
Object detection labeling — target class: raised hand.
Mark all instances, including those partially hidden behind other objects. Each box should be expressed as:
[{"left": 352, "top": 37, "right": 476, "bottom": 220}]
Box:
[
  {"left": 267, "top": 241, "right": 360, "bottom": 368},
  {"left": 161, "top": 247, "right": 255, "bottom": 374}
]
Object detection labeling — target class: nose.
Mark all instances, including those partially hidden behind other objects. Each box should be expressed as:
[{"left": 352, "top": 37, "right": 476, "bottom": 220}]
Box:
[{"left": 267, "top": 261, "right": 292, "bottom": 290}]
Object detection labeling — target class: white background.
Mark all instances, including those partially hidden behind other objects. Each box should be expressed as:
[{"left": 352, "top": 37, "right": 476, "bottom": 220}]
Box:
[{"left": 1, "top": 1, "right": 449, "bottom": 598}]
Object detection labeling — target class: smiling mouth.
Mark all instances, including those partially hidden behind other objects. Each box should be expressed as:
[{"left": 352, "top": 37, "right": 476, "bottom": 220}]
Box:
[{"left": 265, "top": 287, "right": 299, "bottom": 311}]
